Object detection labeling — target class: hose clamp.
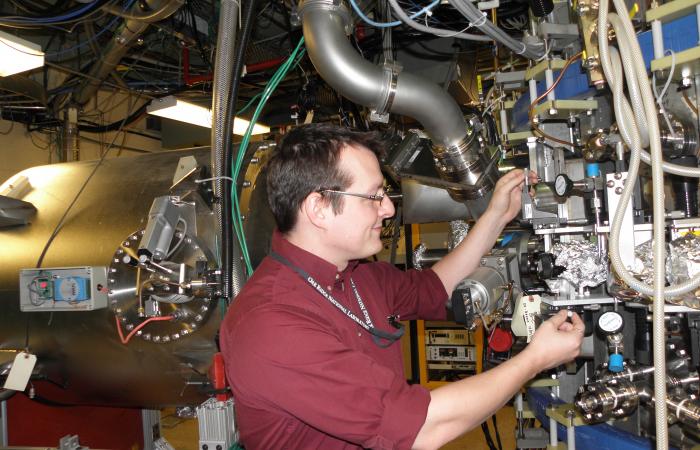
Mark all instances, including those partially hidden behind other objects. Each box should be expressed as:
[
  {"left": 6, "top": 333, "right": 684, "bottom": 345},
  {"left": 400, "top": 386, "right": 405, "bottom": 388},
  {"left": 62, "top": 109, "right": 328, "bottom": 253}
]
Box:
[
  {"left": 297, "top": 0, "right": 353, "bottom": 34},
  {"left": 370, "top": 62, "right": 401, "bottom": 123}
]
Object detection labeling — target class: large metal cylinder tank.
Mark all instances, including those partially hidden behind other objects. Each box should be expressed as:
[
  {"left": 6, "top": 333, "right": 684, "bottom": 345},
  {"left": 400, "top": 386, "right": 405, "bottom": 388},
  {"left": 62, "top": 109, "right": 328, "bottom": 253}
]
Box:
[{"left": 0, "top": 147, "right": 230, "bottom": 408}]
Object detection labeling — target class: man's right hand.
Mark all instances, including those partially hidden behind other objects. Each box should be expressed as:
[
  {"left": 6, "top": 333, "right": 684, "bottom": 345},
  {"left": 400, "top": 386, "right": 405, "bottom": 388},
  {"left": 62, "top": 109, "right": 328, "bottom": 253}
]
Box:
[
  {"left": 413, "top": 310, "right": 585, "bottom": 450},
  {"left": 525, "top": 310, "right": 585, "bottom": 372}
]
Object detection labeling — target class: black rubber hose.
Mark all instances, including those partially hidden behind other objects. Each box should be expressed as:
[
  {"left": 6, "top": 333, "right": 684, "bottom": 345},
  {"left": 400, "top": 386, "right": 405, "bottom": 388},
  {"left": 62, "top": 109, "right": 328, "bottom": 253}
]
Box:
[
  {"left": 220, "top": 0, "right": 259, "bottom": 299},
  {"left": 528, "top": 0, "right": 554, "bottom": 17},
  {"left": 670, "top": 156, "right": 699, "bottom": 217}
]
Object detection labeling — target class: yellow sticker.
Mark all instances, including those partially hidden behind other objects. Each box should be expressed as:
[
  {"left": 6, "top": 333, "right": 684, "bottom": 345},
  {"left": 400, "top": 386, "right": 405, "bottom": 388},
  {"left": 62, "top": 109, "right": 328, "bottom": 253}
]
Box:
[{"left": 629, "top": 3, "right": 639, "bottom": 19}]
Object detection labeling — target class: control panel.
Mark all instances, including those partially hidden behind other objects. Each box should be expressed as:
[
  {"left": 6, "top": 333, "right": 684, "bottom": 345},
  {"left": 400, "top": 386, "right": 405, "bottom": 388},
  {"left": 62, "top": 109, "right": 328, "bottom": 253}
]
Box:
[
  {"left": 424, "top": 324, "right": 477, "bottom": 382},
  {"left": 19, "top": 266, "right": 108, "bottom": 312}
]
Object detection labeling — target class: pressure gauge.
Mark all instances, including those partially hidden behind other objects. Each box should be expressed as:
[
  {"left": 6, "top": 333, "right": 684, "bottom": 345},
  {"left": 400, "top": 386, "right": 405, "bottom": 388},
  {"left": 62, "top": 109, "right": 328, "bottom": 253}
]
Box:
[
  {"left": 554, "top": 173, "right": 574, "bottom": 197},
  {"left": 598, "top": 311, "right": 624, "bottom": 334}
]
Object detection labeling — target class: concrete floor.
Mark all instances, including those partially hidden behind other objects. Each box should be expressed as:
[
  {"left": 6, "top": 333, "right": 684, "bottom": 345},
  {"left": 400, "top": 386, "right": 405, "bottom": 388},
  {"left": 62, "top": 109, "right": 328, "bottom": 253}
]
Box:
[{"left": 161, "top": 406, "right": 518, "bottom": 450}]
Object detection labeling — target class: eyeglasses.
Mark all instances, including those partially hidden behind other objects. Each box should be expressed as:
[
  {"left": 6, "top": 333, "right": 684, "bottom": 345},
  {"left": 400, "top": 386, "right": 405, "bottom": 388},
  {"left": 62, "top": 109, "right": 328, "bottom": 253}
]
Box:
[{"left": 318, "top": 189, "right": 386, "bottom": 203}]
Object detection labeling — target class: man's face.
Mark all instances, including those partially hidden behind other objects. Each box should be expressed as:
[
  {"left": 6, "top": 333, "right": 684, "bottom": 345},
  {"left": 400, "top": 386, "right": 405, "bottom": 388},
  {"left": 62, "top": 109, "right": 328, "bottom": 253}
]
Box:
[{"left": 324, "top": 144, "right": 395, "bottom": 262}]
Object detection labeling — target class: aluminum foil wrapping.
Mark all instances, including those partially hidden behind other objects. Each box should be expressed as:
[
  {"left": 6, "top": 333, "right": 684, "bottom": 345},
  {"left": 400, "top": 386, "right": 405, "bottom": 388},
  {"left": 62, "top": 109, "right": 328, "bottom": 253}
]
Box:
[
  {"left": 633, "top": 240, "right": 655, "bottom": 286},
  {"left": 667, "top": 234, "right": 700, "bottom": 285},
  {"left": 634, "top": 234, "right": 700, "bottom": 308},
  {"left": 413, "top": 243, "right": 427, "bottom": 271},
  {"left": 551, "top": 240, "right": 608, "bottom": 290},
  {"left": 448, "top": 220, "right": 469, "bottom": 251}
]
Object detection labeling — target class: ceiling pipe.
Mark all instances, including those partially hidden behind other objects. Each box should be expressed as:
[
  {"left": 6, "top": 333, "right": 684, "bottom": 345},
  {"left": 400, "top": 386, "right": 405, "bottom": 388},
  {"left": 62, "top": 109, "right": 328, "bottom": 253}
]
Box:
[
  {"left": 72, "top": 0, "right": 183, "bottom": 105},
  {"left": 298, "top": 0, "right": 499, "bottom": 215},
  {"left": 182, "top": 47, "right": 286, "bottom": 86}
]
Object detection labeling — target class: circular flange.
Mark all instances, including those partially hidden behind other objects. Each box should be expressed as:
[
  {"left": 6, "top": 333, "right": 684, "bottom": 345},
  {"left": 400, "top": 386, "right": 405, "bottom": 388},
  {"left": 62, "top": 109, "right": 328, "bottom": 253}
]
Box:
[{"left": 108, "top": 229, "right": 215, "bottom": 344}]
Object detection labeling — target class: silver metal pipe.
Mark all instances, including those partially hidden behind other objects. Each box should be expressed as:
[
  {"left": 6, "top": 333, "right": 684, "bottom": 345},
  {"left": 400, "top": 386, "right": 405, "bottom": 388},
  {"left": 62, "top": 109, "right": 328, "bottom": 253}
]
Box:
[
  {"left": 211, "top": 0, "right": 245, "bottom": 297},
  {"left": 299, "top": 3, "right": 466, "bottom": 147},
  {"left": 299, "top": 0, "right": 499, "bottom": 211},
  {"left": 413, "top": 246, "right": 448, "bottom": 269},
  {"left": 566, "top": 411, "right": 576, "bottom": 450},
  {"left": 549, "top": 413, "right": 558, "bottom": 447}
]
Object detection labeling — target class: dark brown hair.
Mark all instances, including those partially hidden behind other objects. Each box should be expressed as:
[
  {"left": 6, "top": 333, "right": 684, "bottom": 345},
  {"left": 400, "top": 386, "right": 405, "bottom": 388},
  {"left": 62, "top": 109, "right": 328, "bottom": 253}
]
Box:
[{"left": 266, "top": 123, "right": 384, "bottom": 233}]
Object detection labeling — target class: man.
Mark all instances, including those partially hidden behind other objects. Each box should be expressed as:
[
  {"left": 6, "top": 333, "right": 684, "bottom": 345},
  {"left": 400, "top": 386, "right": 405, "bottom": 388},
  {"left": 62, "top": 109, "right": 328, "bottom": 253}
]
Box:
[{"left": 220, "top": 123, "right": 584, "bottom": 450}]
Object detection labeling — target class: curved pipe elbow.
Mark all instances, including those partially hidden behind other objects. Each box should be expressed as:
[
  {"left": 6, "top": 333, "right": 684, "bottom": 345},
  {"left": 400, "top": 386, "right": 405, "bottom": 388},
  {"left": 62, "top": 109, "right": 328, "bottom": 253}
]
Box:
[
  {"left": 392, "top": 73, "right": 470, "bottom": 147},
  {"left": 303, "top": 10, "right": 385, "bottom": 109},
  {"left": 301, "top": 3, "right": 468, "bottom": 148},
  {"left": 300, "top": 0, "right": 499, "bottom": 213}
]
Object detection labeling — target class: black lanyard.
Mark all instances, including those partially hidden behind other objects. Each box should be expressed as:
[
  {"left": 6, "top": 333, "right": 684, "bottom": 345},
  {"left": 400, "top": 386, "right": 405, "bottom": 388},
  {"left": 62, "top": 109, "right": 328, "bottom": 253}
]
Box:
[{"left": 270, "top": 252, "right": 404, "bottom": 348}]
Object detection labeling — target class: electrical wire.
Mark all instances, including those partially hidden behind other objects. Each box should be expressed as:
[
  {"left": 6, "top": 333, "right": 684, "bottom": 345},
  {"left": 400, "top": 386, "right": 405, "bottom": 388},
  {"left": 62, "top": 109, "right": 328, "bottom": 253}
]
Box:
[
  {"left": 447, "top": 0, "right": 543, "bottom": 58},
  {"left": 34, "top": 94, "right": 144, "bottom": 270},
  {"left": 0, "top": 119, "right": 14, "bottom": 135},
  {"left": 683, "top": 90, "right": 698, "bottom": 114},
  {"left": 165, "top": 219, "right": 188, "bottom": 259},
  {"left": 114, "top": 315, "right": 174, "bottom": 344},
  {"left": 386, "top": 0, "right": 491, "bottom": 41},
  {"left": 348, "top": 0, "right": 440, "bottom": 28},
  {"left": 45, "top": 1, "right": 134, "bottom": 59},
  {"left": 491, "top": 415, "right": 503, "bottom": 450},
  {"left": 652, "top": 49, "right": 677, "bottom": 139},
  {"left": 0, "top": 0, "right": 136, "bottom": 59},
  {"left": 237, "top": 93, "right": 263, "bottom": 116},
  {"left": 0, "top": 0, "right": 107, "bottom": 24},
  {"left": 24, "top": 94, "right": 146, "bottom": 353},
  {"left": 527, "top": 52, "right": 582, "bottom": 147},
  {"left": 231, "top": 37, "right": 307, "bottom": 275}
]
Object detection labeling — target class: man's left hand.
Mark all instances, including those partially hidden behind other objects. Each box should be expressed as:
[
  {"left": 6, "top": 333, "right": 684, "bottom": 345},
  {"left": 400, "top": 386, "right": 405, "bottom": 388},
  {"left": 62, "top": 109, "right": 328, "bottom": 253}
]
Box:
[{"left": 485, "top": 169, "right": 537, "bottom": 226}]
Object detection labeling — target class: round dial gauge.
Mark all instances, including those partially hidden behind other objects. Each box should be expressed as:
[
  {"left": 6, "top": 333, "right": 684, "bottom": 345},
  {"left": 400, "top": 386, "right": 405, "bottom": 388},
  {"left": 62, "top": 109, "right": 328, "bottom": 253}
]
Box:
[
  {"left": 554, "top": 174, "right": 572, "bottom": 197},
  {"left": 598, "top": 311, "right": 624, "bottom": 334}
]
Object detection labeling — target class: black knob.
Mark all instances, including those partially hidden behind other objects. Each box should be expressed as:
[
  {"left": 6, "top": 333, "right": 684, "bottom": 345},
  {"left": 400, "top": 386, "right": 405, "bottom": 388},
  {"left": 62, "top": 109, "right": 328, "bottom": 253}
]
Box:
[{"left": 554, "top": 173, "right": 574, "bottom": 197}]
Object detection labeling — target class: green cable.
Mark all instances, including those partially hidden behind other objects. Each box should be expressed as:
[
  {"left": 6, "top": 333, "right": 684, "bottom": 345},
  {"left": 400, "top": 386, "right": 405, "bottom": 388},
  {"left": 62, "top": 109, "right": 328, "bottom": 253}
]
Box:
[
  {"left": 231, "top": 44, "right": 306, "bottom": 275},
  {"left": 237, "top": 92, "right": 262, "bottom": 116},
  {"left": 227, "top": 50, "right": 300, "bottom": 275},
  {"left": 230, "top": 37, "right": 306, "bottom": 276},
  {"left": 232, "top": 51, "right": 301, "bottom": 272},
  {"left": 233, "top": 45, "right": 306, "bottom": 269},
  {"left": 232, "top": 49, "right": 300, "bottom": 273}
]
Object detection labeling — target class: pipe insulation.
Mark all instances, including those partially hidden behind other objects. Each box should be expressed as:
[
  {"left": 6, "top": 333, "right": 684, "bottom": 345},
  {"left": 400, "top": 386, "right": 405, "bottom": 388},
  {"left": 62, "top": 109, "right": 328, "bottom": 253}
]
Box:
[
  {"left": 597, "top": 1, "right": 669, "bottom": 446},
  {"left": 73, "top": 0, "right": 183, "bottom": 105},
  {"left": 225, "top": 0, "right": 261, "bottom": 290},
  {"left": 211, "top": 0, "right": 245, "bottom": 301},
  {"left": 600, "top": 18, "right": 700, "bottom": 301}
]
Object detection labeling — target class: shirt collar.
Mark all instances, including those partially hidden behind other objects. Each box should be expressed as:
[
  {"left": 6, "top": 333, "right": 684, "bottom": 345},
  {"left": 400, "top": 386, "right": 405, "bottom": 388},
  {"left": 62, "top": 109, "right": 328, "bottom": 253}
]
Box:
[{"left": 270, "top": 229, "right": 359, "bottom": 286}]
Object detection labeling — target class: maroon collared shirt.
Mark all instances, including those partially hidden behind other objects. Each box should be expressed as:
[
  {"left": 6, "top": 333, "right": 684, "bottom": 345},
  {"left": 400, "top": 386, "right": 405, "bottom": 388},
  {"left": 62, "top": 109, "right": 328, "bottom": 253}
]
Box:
[{"left": 220, "top": 231, "right": 448, "bottom": 450}]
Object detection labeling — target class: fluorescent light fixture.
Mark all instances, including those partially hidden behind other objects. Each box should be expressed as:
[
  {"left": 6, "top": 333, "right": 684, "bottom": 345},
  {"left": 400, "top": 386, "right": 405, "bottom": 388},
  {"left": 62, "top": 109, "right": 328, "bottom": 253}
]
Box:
[
  {"left": 0, "top": 30, "right": 44, "bottom": 77},
  {"left": 147, "top": 95, "right": 270, "bottom": 135}
]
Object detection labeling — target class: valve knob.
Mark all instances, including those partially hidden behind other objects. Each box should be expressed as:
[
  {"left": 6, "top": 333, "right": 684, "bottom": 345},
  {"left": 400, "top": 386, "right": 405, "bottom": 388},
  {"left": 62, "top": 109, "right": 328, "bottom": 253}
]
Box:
[
  {"left": 554, "top": 173, "right": 574, "bottom": 197},
  {"left": 608, "top": 353, "right": 624, "bottom": 372}
]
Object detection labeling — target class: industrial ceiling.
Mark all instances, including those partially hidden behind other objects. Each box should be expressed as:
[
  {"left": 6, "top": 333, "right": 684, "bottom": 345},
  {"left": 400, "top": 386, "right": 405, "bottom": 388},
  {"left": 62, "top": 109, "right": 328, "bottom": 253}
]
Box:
[{"left": 0, "top": 0, "right": 530, "bottom": 153}]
